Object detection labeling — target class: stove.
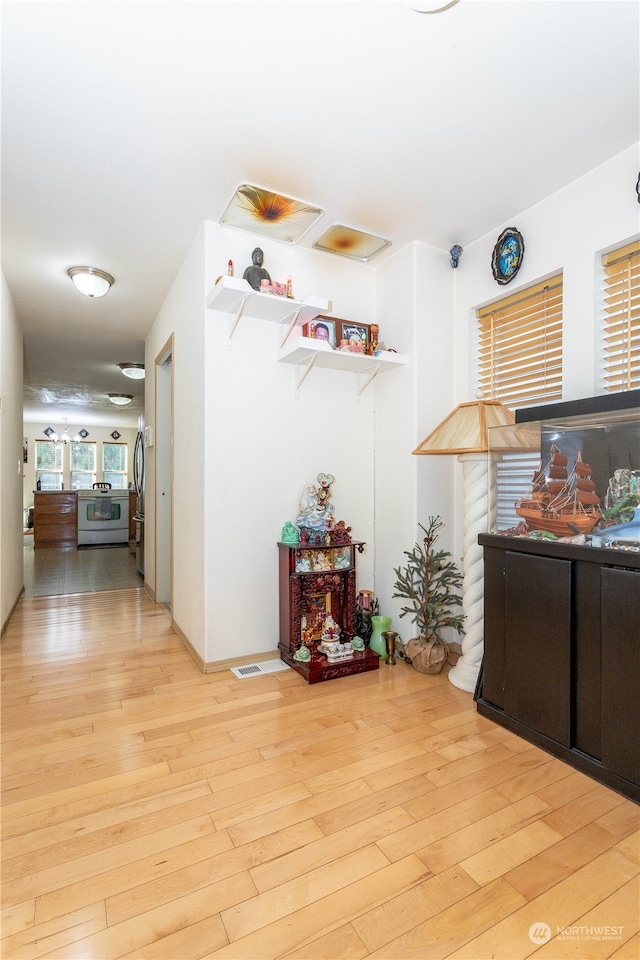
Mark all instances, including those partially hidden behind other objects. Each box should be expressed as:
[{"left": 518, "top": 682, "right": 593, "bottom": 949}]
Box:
[{"left": 77, "top": 489, "right": 129, "bottom": 545}]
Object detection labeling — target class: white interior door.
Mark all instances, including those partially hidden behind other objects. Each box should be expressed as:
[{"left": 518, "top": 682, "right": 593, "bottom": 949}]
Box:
[{"left": 155, "top": 344, "right": 173, "bottom": 608}]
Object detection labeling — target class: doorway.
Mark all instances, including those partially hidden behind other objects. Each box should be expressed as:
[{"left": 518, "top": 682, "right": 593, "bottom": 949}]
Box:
[{"left": 155, "top": 341, "right": 173, "bottom": 610}]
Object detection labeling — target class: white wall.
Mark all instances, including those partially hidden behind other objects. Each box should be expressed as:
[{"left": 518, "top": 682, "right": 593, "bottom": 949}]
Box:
[
  {"left": 1, "top": 270, "right": 24, "bottom": 631},
  {"left": 454, "top": 143, "right": 640, "bottom": 405},
  {"left": 202, "top": 223, "right": 380, "bottom": 664},
  {"left": 144, "top": 224, "right": 207, "bottom": 656},
  {"left": 442, "top": 143, "right": 640, "bottom": 558},
  {"left": 146, "top": 145, "right": 639, "bottom": 667},
  {"left": 374, "top": 241, "right": 459, "bottom": 640}
]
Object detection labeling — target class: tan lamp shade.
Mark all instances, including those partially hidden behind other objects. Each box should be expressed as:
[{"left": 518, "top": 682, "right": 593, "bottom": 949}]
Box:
[{"left": 413, "top": 400, "right": 515, "bottom": 455}]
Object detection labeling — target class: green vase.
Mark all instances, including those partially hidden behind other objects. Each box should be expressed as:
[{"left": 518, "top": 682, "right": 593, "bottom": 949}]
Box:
[{"left": 369, "top": 615, "right": 392, "bottom": 660}]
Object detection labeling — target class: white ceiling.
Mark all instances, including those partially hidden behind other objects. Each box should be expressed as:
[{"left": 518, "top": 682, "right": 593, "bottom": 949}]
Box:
[{"left": 2, "top": 0, "right": 639, "bottom": 428}]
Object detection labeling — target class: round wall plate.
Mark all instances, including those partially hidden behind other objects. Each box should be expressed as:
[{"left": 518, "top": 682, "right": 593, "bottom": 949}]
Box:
[{"left": 491, "top": 228, "right": 525, "bottom": 285}]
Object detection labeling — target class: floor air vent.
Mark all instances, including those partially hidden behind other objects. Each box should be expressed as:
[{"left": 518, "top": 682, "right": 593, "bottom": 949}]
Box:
[{"left": 230, "top": 659, "right": 291, "bottom": 679}]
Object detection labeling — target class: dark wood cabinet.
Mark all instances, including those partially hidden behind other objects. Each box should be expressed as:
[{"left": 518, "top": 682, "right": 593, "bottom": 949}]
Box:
[
  {"left": 278, "top": 541, "right": 380, "bottom": 683},
  {"left": 477, "top": 534, "right": 640, "bottom": 803},
  {"left": 33, "top": 491, "right": 77, "bottom": 548}
]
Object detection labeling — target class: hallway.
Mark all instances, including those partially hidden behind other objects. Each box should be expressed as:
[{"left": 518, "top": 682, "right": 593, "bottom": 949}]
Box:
[{"left": 22, "top": 539, "right": 142, "bottom": 598}]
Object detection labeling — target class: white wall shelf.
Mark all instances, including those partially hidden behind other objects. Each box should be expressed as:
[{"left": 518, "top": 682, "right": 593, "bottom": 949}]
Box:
[
  {"left": 206, "top": 276, "right": 331, "bottom": 344},
  {"left": 277, "top": 337, "right": 407, "bottom": 395}
]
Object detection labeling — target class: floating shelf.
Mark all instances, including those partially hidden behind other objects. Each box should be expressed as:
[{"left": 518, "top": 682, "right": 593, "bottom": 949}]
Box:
[
  {"left": 206, "top": 276, "right": 331, "bottom": 343},
  {"left": 277, "top": 337, "right": 407, "bottom": 394}
]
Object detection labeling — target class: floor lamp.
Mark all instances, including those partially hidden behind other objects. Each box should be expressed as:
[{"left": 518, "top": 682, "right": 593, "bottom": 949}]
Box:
[{"left": 413, "top": 399, "right": 515, "bottom": 692}]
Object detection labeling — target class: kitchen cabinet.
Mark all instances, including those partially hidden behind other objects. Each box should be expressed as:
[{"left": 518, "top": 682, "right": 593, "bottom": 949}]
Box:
[
  {"left": 33, "top": 491, "right": 77, "bottom": 548},
  {"left": 278, "top": 540, "right": 380, "bottom": 683},
  {"left": 476, "top": 533, "right": 640, "bottom": 803}
]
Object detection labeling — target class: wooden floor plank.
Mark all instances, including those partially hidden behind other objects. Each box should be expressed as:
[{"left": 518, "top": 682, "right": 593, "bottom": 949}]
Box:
[{"left": 2, "top": 588, "right": 638, "bottom": 960}]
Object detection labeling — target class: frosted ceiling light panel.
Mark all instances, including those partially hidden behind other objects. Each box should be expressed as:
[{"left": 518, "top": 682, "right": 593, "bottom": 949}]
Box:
[{"left": 220, "top": 184, "right": 324, "bottom": 243}]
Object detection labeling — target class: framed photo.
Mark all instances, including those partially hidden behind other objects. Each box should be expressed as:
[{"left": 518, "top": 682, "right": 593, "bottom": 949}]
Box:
[
  {"left": 302, "top": 317, "right": 336, "bottom": 348},
  {"left": 336, "top": 320, "right": 371, "bottom": 353},
  {"left": 491, "top": 228, "right": 525, "bottom": 285}
]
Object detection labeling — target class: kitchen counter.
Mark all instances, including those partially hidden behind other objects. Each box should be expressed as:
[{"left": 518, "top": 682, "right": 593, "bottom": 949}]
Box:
[{"left": 33, "top": 491, "right": 77, "bottom": 548}]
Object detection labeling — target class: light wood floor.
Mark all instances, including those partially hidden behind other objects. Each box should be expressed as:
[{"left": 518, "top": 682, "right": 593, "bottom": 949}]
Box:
[{"left": 1, "top": 589, "right": 638, "bottom": 960}]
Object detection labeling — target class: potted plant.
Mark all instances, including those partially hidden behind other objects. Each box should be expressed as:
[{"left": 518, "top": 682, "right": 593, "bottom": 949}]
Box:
[{"left": 392, "top": 516, "right": 465, "bottom": 674}]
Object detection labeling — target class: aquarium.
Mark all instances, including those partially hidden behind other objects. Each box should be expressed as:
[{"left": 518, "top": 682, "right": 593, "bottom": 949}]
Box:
[{"left": 486, "top": 389, "right": 640, "bottom": 549}]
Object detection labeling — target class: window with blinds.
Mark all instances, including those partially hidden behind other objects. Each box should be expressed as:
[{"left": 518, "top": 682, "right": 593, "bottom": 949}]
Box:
[
  {"left": 601, "top": 239, "right": 640, "bottom": 392},
  {"left": 477, "top": 275, "right": 563, "bottom": 408}
]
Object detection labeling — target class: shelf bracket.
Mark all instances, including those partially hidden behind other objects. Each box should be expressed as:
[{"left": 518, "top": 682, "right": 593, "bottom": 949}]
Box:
[
  {"left": 356, "top": 362, "right": 384, "bottom": 396},
  {"left": 226, "top": 298, "right": 247, "bottom": 343},
  {"left": 295, "top": 353, "right": 319, "bottom": 392},
  {"left": 279, "top": 307, "right": 304, "bottom": 348}
]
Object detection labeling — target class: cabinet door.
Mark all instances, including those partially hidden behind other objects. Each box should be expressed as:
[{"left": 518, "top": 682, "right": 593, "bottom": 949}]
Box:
[
  {"left": 504, "top": 552, "right": 571, "bottom": 746},
  {"left": 601, "top": 567, "right": 640, "bottom": 785}
]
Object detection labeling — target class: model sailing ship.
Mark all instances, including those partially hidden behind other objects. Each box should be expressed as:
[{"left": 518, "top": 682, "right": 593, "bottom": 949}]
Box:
[{"left": 516, "top": 443, "right": 602, "bottom": 535}]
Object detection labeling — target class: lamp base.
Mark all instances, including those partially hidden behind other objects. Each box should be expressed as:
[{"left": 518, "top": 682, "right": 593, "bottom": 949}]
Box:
[{"left": 447, "top": 658, "right": 479, "bottom": 693}]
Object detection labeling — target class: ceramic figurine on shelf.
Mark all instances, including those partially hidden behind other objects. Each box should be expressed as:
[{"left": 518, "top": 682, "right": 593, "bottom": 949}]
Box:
[
  {"left": 296, "top": 479, "right": 335, "bottom": 531},
  {"left": 281, "top": 520, "right": 299, "bottom": 544},
  {"left": 243, "top": 247, "right": 270, "bottom": 291},
  {"left": 316, "top": 472, "right": 335, "bottom": 508},
  {"left": 321, "top": 615, "right": 341, "bottom": 642}
]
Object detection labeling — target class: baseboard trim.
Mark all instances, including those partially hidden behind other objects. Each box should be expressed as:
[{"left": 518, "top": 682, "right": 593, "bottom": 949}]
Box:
[
  {"left": 1, "top": 587, "right": 24, "bottom": 639},
  {"left": 169, "top": 618, "right": 280, "bottom": 675}
]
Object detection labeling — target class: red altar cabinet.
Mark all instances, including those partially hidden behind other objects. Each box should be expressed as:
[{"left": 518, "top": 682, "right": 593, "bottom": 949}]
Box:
[{"left": 277, "top": 539, "right": 380, "bottom": 683}]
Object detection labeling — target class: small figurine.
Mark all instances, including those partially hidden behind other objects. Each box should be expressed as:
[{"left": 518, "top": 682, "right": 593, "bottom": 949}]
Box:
[
  {"left": 243, "top": 247, "right": 271, "bottom": 291},
  {"left": 281, "top": 520, "right": 300, "bottom": 544},
  {"left": 321, "top": 615, "right": 341, "bottom": 642},
  {"left": 293, "top": 645, "right": 311, "bottom": 662},
  {"left": 351, "top": 636, "right": 365, "bottom": 651},
  {"left": 296, "top": 477, "right": 335, "bottom": 531},
  {"left": 316, "top": 472, "right": 335, "bottom": 507}
]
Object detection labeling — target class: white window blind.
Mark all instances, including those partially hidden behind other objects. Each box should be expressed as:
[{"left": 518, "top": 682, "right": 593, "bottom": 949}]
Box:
[
  {"left": 477, "top": 275, "right": 563, "bottom": 408},
  {"left": 601, "top": 239, "right": 640, "bottom": 392}
]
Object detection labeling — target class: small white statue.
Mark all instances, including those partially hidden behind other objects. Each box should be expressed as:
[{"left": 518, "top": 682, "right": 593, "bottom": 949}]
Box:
[{"left": 321, "top": 615, "right": 341, "bottom": 642}]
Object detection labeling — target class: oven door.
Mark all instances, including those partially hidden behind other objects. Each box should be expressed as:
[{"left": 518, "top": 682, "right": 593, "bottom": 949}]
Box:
[{"left": 77, "top": 494, "right": 129, "bottom": 545}]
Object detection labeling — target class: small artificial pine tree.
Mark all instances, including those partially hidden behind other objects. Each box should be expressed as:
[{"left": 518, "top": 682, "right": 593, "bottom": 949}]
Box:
[{"left": 392, "top": 516, "right": 465, "bottom": 644}]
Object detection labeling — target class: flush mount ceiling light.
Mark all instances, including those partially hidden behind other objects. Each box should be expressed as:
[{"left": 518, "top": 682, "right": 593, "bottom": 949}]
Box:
[
  {"left": 403, "top": 0, "right": 461, "bottom": 12},
  {"left": 67, "top": 266, "right": 114, "bottom": 298},
  {"left": 220, "top": 184, "right": 324, "bottom": 243},
  {"left": 108, "top": 393, "right": 134, "bottom": 405},
  {"left": 117, "top": 362, "right": 145, "bottom": 380},
  {"left": 313, "top": 225, "right": 391, "bottom": 262}
]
